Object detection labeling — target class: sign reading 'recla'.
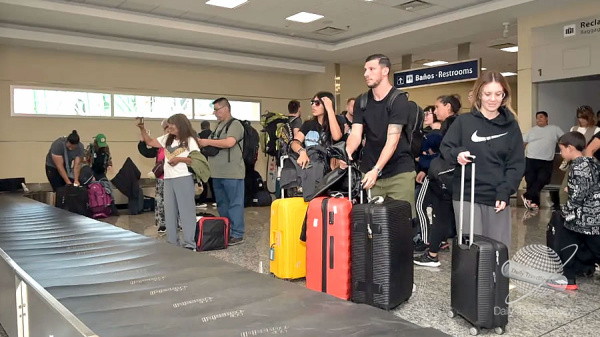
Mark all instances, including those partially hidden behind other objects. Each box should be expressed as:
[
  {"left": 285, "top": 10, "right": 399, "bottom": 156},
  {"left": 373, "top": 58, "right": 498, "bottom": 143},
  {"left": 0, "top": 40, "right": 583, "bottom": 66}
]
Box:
[{"left": 393, "top": 59, "right": 480, "bottom": 89}]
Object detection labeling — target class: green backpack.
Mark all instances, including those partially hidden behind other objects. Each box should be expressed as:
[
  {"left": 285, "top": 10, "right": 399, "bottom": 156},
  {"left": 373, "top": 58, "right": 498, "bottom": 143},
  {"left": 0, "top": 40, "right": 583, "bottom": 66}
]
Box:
[{"left": 260, "top": 111, "right": 296, "bottom": 158}]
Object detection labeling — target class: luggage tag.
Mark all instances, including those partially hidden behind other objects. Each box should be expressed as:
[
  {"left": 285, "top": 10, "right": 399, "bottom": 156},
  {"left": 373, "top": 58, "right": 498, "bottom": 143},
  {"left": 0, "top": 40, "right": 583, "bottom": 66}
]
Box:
[{"left": 269, "top": 243, "right": 275, "bottom": 261}]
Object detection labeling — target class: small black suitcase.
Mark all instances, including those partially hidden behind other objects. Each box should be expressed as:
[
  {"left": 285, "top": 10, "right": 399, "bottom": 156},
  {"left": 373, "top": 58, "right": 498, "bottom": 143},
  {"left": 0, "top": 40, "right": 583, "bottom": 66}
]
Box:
[
  {"left": 547, "top": 210, "right": 564, "bottom": 251},
  {"left": 449, "top": 159, "right": 509, "bottom": 336},
  {"left": 351, "top": 197, "right": 414, "bottom": 310}
]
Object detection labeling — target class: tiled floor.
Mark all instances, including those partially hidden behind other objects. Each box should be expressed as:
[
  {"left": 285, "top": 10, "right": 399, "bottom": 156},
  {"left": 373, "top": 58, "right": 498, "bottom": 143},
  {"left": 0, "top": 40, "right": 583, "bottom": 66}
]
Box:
[{"left": 99, "top": 202, "right": 600, "bottom": 337}]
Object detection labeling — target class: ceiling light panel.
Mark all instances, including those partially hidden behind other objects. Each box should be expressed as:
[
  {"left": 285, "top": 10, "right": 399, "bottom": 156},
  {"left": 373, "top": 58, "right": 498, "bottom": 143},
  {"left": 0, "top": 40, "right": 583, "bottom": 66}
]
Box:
[
  {"left": 500, "top": 46, "right": 518, "bottom": 53},
  {"left": 423, "top": 60, "right": 448, "bottom": 66},
  {"left": 205, "top": 0, "right": 248, "bottom": 9},
  {"left": 501, "top": 72, "right": 517, "bottom": 77},
  {"left": 286, "top": 12, "right": 324, "bottom": 23}
]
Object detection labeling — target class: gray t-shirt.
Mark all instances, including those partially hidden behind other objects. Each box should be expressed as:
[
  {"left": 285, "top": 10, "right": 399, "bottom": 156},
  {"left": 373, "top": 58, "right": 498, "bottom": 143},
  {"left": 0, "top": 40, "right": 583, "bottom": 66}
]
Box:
[
  {"left": 45, "top": 137, "right": 84, "bottom": 172},
  {"left": 208, "top": 119, "right": 245, "bottom": 179},
  {"left": 524, "top": 125, "right": 564, "bottom": 161}
]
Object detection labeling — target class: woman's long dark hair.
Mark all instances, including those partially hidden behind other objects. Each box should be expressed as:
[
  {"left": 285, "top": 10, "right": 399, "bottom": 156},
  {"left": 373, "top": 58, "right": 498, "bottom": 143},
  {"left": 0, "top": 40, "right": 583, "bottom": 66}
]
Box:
[
  {"left": 313, "top": 91, "right": 336, "bottom": 146},
  {"left": 165, "top": 113, "right": 199, "bottom": 149}
]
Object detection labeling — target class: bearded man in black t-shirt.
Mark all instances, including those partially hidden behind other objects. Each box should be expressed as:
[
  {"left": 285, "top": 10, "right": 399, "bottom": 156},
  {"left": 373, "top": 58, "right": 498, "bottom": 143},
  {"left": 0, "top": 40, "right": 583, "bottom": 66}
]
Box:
[{"left": 345, "top": 54, "right": 416, "bottom": 216}]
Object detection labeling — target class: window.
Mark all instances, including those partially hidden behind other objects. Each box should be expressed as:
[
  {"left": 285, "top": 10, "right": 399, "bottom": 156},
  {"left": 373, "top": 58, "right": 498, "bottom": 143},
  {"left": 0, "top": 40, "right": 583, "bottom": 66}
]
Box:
[
  {"left": 193, "top": 99, "right": 260, "bottom": 121},
  {"left": 11, "top": 86, "right": 261, "bottom": 121},
  {"left": 12, "top": 88, "right": 111, "bottom": 117},
  {"left": 114, "top": 95, "right": 192, "bottom": 119}
]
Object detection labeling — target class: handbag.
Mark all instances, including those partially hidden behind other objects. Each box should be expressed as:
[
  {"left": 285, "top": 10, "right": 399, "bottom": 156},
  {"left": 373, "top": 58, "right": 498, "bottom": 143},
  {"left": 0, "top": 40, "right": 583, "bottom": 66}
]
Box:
[
  {"left": 201, "top": 146, "right": 220, "bottom": 157},
  {"left": 152, "top": 160, "right": 164, "bottom": 178}
]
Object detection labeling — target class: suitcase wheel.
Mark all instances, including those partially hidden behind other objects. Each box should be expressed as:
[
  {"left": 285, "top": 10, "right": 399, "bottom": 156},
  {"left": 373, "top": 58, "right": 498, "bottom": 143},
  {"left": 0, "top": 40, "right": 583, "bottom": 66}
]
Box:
[
  {"left": 469, "top": 327, "right": 479, "bottom": 336},
  {"left": 494, "top": 326, "right": 506, "bottom": 335},
  {"left": 446, "top": 309, "right": 456, "bottom": 318}
]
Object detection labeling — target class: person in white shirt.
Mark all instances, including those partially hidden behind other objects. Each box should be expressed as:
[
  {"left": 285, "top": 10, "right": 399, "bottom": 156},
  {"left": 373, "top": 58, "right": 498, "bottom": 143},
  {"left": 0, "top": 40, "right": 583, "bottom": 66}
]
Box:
[
  {"left": 138, "top": 114, "right": 201, "bottom": 251},
  {"left": 522, "top": 111, "right": 564, "bottom": 209}
]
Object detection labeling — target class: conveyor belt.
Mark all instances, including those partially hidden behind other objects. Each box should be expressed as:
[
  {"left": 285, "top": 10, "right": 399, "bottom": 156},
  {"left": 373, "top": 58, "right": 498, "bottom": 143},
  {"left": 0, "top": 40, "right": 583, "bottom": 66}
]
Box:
[{"left": 0, "top": 195, "right": 448, "bottom": 337}]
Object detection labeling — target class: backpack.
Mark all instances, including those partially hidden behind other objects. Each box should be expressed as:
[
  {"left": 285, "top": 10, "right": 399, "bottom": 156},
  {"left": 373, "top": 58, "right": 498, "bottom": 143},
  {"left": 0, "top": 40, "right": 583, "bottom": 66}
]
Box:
[
  {"left": 358, "top": 88, "right": 424, "bottom": 159},
  {"left": 87, "top": 182, "right": 112, "bottom": 218},
  {"left": 218, "top": 119, "right": 259, "bottom": 169},
  {"left": 260, "top": 112, "right": 295, "bottom": 158}
]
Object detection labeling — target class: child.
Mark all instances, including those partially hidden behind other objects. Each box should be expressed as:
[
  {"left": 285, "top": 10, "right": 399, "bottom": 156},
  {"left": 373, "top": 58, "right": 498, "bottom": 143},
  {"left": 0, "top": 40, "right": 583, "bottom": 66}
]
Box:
[{"left": 552, "top": 131, "right": 600, "bottom": 290}]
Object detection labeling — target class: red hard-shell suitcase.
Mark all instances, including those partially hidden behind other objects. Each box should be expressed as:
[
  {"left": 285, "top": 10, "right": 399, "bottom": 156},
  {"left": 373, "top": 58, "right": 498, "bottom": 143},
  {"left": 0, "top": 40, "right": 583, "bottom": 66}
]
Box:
[{"left": 306, "top": 195, "right": 353, "bottom": 300}]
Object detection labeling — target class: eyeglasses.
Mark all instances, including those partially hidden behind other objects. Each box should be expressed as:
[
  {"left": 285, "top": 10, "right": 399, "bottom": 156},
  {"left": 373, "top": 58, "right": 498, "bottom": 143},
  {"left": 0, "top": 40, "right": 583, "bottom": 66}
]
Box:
[
  {"left": 213, "top": 106, "right": 226, "bottom": 112},
  {"left": 310, "top": 99, "right": 322, "bottom": 107}
]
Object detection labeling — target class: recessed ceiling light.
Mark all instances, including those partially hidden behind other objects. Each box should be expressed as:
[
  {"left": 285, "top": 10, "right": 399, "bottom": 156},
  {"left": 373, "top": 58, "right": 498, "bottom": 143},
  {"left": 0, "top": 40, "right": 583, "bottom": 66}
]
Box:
[
  {"left": 501, "top": 72, "right": 517, "bottom": 77},
  {"left": 205, "top": 0, "right": 248, "bottom": 9},
  {"left": 423, "top": 60, "right": 448, "bottom": 67},
  {"left": 481, "top": 67, "right": 487, "bottom": 71},
  {"left": 286, "top": 12, "right": 324, "bottom": 23},
  {"left": 500, "top": 46, "right": 518, "bottom": 53}
]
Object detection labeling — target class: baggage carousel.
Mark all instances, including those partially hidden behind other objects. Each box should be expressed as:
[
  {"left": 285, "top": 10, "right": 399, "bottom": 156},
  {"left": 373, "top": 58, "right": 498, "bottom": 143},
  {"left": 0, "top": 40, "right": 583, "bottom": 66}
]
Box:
[{"left": 0, "top": 194, "right": 447, "bottom": 337}]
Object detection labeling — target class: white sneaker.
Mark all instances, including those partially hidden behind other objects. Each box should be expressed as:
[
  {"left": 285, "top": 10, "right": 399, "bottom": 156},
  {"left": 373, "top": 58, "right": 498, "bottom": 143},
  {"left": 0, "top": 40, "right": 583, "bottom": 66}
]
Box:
[{"left": 197, "top": 203, "right": 208, "bottom": 208}]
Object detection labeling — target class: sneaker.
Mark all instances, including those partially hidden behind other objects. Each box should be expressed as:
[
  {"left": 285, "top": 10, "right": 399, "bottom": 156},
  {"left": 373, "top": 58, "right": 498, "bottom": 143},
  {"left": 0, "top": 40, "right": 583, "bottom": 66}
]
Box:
[
  {"left": 439, "top": 241, "right": 450, "bottom": 251},
  {"left": 521, "top": 195, "right": 532, "bottom": 210},
  {"left": 414, "top": 252, "right": 441, "bottom": 267},
  {"left": 546, "top": 278, "right": 578, "bottom": 291},
  {"left": 185, "top": 247, "right": 197, "bottom": 252},
  {"left": 529, "top": 203, "right": 539, "bottom": 210},
  {"left": 414, "top": 242, "right": 429, "bottom": 254},
  {"left": 157, "top": 226, "right": 166, "bottom": 234},
  {"left": 229, "top": 237, "right": 244, "bottom": 246},
  {"left": 196, "top": 203, "right": 208, "bottom": 208}
]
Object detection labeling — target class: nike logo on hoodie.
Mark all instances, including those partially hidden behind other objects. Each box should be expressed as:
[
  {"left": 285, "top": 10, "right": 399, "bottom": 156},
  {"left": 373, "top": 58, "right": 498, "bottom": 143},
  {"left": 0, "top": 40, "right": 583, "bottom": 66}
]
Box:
[{"left": 471, "top": 130, "right": 508, "bottom": 143}]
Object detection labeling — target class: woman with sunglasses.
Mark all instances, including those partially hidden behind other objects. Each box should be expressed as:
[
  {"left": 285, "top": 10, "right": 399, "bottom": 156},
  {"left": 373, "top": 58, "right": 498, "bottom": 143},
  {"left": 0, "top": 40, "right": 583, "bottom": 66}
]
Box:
[
  {"left": 290, "top": 91, "right": 346, "bottom": 169},
  {"left": 438, "top": 71, "right": 524, "bottom": 251}
]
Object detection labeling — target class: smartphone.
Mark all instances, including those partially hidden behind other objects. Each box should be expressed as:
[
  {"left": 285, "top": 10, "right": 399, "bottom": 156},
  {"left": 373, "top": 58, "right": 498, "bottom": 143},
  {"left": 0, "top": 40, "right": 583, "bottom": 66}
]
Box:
[{"left": 137, "top": 117, "right": 144, "bottom": 125}]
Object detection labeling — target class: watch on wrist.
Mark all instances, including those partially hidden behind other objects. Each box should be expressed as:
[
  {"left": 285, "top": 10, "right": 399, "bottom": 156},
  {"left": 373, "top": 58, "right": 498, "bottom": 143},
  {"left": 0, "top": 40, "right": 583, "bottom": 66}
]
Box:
[{"left": 372, "top": 165, "right": 382, "bottom": 177}]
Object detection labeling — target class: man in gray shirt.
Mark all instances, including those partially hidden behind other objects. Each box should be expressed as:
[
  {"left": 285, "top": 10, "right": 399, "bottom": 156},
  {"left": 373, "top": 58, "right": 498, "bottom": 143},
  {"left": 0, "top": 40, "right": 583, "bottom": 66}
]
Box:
[
  {"left": 522, "top": 111, "right": 564, "bottom": 209},
  {"left": 198, "top": 97, "right": 246, "bottom": 245},
  {"left": 45, "top": 130, "right": 84, "bottom": 191}
]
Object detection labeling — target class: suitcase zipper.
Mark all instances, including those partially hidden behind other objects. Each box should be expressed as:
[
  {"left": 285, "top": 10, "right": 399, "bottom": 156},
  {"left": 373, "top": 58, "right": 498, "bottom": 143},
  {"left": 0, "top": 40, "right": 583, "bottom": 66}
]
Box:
[
  {"left": 321, "top": 198, "right": 329, "bottom": 293},
  {"left": 366, "top": 204, "right": 374, "bottom": 305}
]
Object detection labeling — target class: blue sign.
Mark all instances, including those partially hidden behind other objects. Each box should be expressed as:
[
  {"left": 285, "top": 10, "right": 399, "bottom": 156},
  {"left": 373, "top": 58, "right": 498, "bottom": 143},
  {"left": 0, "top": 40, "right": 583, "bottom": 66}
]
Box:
[{"left": 394, "top": 59, "right": 480, "bottom": 89}]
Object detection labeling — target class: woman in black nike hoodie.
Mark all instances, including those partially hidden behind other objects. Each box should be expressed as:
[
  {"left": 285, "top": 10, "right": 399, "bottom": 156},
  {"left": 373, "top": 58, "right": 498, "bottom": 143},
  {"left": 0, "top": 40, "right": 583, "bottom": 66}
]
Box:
[{"left": 440, "top": 71, "right": 525, "bottom": 251}]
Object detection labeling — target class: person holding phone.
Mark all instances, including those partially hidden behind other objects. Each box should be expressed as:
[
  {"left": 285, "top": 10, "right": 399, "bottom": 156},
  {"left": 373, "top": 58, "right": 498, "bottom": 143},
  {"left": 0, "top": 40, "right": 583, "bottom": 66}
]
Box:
[
  {"left": 439, "top": 71, "right": 524, "bottom": 251},
  {"left": 137, "top": 114, "right": 201, "bottom": 251}
]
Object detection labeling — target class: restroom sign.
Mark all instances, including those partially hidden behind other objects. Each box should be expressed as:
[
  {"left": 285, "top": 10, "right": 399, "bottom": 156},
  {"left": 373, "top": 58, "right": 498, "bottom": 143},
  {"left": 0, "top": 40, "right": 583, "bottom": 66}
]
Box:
[{"left": 394, "top": 59, "right": 480, "bottom": 89}]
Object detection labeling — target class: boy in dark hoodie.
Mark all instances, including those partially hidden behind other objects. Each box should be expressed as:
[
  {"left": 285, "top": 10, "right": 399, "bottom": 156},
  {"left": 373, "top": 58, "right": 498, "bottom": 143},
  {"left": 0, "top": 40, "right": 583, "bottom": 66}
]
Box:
[
  {"left": 439, "top": 71, "right": 524, "bottom": 251},
  {"left": 550, "top": 131, "right": 600, "bottom": 290}
]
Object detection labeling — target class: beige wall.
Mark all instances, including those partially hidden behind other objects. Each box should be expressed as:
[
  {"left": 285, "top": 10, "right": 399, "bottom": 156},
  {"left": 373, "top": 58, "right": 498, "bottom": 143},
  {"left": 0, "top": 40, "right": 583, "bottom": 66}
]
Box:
[
  {"left": 518, "top": 0, "right": 600, "bottom": 134},
  {"left": 0, "top": 45, "right": 334, "bottom": 184}
]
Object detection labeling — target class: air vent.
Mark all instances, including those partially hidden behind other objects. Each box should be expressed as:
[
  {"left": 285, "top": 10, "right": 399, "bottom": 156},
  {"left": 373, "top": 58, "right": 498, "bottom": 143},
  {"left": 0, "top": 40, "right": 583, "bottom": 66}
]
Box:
[
  {"left": 395, "top": 0, "right": 433, "bottom": 11},
  {"left": 314, "top": 26, "right": 347, "bottom": 36},
  {"left": 489, "top": 42, "right": 517, "bottom": 50}
]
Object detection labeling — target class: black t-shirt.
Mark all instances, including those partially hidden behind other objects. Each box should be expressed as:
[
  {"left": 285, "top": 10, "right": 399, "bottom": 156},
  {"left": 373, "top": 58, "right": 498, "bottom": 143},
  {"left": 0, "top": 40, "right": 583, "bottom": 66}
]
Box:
[
  {"left": 198, "top": 129, "right": 212, "bottom": 139},
  {"left": 288, "top": 115, "right": 303, "bottom": 133},
  {"left": 593, "top": 132, "right": 600, "bottom": 162},
  {"left": 299, "top": 115, "right": 345, "bottom": 148},
  {"left": 353, "top": 88, "right": 413, "bottom": 178}
]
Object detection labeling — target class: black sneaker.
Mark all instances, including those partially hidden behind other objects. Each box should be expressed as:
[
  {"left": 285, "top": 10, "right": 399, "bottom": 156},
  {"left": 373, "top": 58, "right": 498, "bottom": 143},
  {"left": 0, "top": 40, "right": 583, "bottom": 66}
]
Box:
[
  {"left": 414, "top": 242, "right": 429, "bottom": 254},
  {"left": 414, "top": 252, "right": 441, "bottom": 267},
  {"left": 229, "top": 237, "right": 244, "bottom": 246},
  {"left": 157, "top": 226, "right": 166, "bottom": 234}
]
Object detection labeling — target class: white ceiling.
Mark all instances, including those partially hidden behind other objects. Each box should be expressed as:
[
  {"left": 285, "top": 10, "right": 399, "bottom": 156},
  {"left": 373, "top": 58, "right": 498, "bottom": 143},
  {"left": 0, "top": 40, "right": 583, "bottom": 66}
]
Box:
[{"left": 0, "top": 0, "right": 590, "bottom": 73}]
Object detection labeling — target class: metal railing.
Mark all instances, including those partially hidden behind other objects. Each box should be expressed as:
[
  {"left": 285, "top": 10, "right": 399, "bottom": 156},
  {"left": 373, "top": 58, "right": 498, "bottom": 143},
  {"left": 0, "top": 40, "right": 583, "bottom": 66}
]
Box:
[{"left": 0, "top": 249, "right": 98, "bottom": 337}]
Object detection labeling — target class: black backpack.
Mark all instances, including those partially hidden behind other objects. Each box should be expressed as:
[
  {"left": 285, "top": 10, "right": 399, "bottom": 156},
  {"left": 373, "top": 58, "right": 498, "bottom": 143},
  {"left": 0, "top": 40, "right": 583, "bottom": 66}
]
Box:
[
  {"left": 259, "top": 112, "right": 295, "bottom": 159},
  {"left": 358, "top": 88, "right": 423, "bottom": 158},
  {"left": 218, "top": 119, "right": 259, "bottom": 169}
]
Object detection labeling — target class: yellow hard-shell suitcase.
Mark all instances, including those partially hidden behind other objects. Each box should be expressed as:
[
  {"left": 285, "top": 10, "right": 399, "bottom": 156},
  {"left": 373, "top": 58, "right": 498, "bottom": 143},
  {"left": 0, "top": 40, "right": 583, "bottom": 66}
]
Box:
[{"left": 269, "top": 157, "right": 309, "bottom": 280}]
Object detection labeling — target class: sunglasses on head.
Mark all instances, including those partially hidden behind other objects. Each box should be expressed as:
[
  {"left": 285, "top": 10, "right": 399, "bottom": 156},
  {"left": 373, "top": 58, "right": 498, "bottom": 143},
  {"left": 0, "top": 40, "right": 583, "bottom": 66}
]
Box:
[{"left": 310, "top": 99, "right": 322, "bottom": 107}]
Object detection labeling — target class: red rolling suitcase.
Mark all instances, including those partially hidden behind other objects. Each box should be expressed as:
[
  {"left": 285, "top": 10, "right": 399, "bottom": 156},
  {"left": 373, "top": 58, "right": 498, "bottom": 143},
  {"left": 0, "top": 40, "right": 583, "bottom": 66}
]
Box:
[{"left": 305, "top": 166, "right": 354, "bottom": 300}]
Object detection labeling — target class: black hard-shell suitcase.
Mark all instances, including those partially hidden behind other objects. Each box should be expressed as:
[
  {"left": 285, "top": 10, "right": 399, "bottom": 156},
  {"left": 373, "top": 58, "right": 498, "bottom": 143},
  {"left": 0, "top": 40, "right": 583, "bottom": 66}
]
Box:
[
  {"left": 449, "top": 159, "right": 509, "bottom": 336},
  {"left": 351, "top": 196, "right": 414, "bottom": 310}
]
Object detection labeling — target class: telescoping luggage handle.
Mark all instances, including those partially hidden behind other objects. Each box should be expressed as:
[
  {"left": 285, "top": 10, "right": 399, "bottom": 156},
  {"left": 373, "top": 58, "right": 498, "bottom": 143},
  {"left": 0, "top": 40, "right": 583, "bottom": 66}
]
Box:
[{"left": 458, "top": 155, "right": 476, "bottom": 247}]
